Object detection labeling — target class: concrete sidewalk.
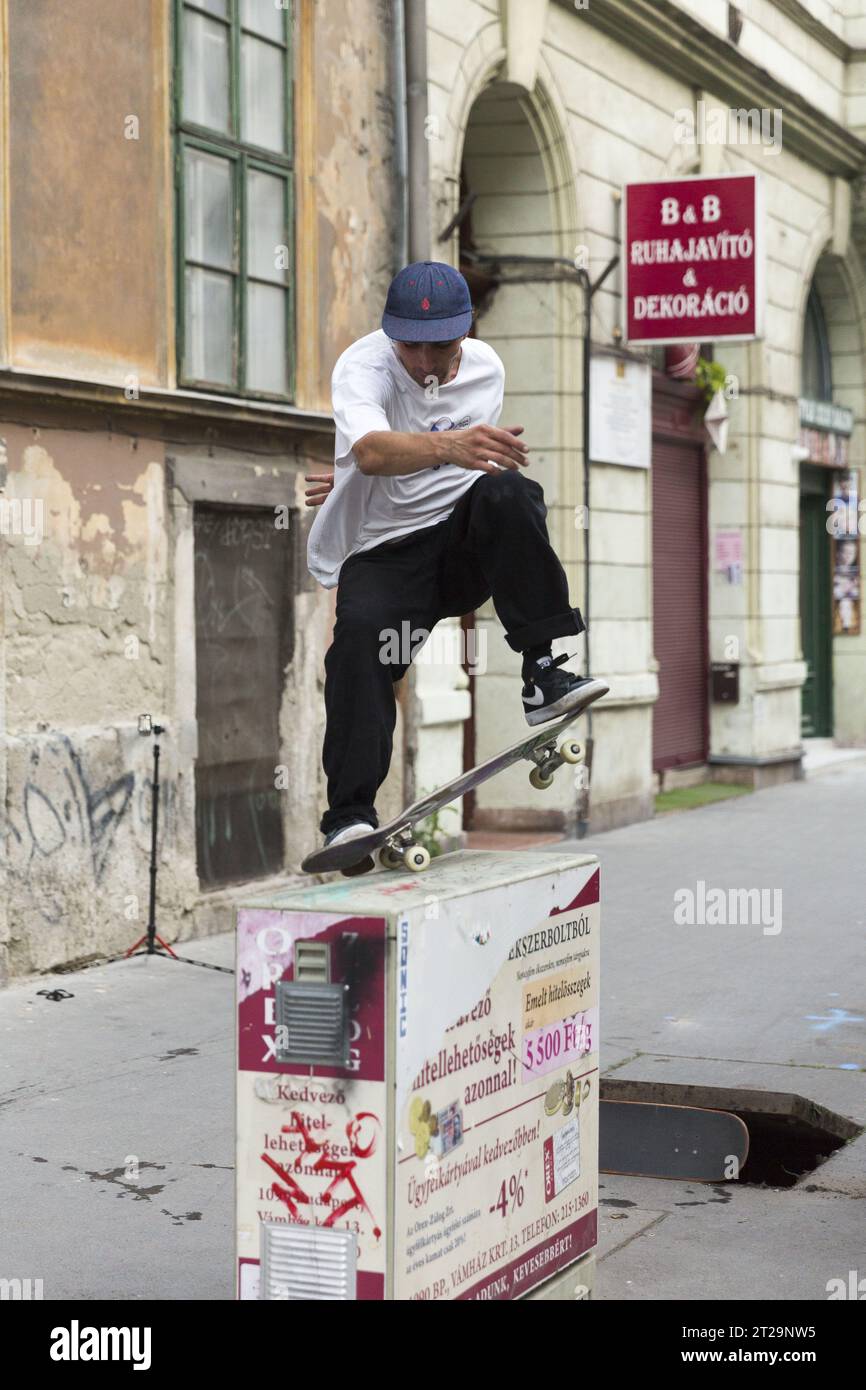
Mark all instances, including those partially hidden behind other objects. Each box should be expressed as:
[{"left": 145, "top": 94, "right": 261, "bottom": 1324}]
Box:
[
  {"left": 0, "top": 936, "right": 236, "bottom": 1301},
  {"left": 0, "top": 764, "right": 863, "bottom": 1301},
  {"left": 559, "top": 761, "right": 866, "bottom": 1300}
]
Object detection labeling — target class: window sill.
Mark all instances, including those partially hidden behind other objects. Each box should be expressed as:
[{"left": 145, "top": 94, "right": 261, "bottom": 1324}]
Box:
[{"left": 0, "top": 366, "right": 334, "bottom": 435}]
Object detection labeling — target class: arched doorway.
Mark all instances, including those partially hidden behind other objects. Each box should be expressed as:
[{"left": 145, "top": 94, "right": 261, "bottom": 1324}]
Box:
[
  {"left": 797, "top": 247, "right": 866, "bottom": 747},
  {"left": 799, "top": 282, "right": 834, "bottom": 737},
  {"left": 456, "top": 80, "right": 581, "bottom": 830}
]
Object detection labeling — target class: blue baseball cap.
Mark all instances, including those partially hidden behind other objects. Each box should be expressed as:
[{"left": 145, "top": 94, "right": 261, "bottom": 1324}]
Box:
[{"left": 382, "top": 261, "right": 473, "bottom": 342}]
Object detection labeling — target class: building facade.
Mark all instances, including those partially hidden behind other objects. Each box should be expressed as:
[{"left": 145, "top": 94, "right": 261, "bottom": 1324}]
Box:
[
  {"left": 412, "top": 0, "right": 866, "bottom": 835},
  {"left": 0, "top": 0, "right": 403, "bottom": 979},
  {"left": 3, "top": 0, "right": 866, "bottom": 979}
]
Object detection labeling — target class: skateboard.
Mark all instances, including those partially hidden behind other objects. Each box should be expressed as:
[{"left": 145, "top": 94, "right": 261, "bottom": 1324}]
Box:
[
  {"left": 302, "top": 677, "right": 609, "bottom": 875},
  {"left": 600, "top": 1100, "right": 750, "bottom": 1182}
]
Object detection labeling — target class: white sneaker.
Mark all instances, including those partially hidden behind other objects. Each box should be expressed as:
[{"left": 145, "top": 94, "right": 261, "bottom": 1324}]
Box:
[
  {"left": 322, "top": 820, "right": 377, "bottom": 876},
  {"left": 323, "top": 820, "right": 376, "bottom": 849}
]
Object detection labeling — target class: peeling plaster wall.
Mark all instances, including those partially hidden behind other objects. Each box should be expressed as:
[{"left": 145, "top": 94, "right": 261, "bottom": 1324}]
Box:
[
  {"left": 0, "top": 1, "right": 403, "bottom": 980},
  {"left": 5, "top": 431, "right": 169, "bottom": 723},
  {"left": 0, "top": 413, "right": 405, "bottom": 982},
  {"left": 0, "top": 422, "right": 191, "bottom": 980},
  {"left": 314, "top": 0, "right": 401, "bottom": 397},
  {"left": 7, "top": 0, "right": 170, "bottom": 384},
  {"left": 0, "top": 422, "right": 349, "bottom": 981}
]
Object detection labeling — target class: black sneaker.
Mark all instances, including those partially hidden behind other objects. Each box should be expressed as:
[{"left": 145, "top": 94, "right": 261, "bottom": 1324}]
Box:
[{"left": 521, "top": 656, "right": 607, "bottom": 726}]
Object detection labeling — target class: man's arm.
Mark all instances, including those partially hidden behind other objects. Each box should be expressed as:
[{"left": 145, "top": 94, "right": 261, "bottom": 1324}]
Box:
[{"left": 354, "top": 424, "right": 529, "bottom": 477}]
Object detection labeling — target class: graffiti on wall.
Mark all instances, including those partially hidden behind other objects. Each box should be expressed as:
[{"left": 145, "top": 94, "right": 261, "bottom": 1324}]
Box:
[{"left": 3, "top": 734, "right": 178, "bottom": 925}]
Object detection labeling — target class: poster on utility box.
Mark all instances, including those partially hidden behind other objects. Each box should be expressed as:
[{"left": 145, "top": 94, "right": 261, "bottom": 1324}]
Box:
[
  {"left": 236, "top": 909, "right": 388, "bottom": 1301},
  {"left": 395, "top": 869, "right": 599, "bottom": 1300}
]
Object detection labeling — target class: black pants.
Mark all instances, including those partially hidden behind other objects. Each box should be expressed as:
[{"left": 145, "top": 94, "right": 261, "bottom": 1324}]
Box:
[{"left": 320, "top": 470, "right": 584, "bottom": 834}]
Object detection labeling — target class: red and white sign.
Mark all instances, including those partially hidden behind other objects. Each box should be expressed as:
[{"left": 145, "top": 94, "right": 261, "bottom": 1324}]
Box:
[
  {"left": 623, "top": 172, "right": 764, "bottom": 345},
  {"left": 543, "top": 1116, "right": 581, "bottom": 1203},
  {"left": 394, "top": 869, "right": 600, "bottom": 1301},
  {"left": 236, "top": 856, "right": 601, "bottom": 1303},
  {"left": 522, "top": 1007, "right": 596, "bottom": 1081},
  {"left": 236, "top": 909, "right": 388, "bottom": 1301}
]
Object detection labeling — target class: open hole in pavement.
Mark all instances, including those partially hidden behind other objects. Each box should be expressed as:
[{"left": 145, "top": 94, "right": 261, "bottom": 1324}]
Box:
[{"left": 600, "top": 1079, "right": 860, "bottom": 1188}]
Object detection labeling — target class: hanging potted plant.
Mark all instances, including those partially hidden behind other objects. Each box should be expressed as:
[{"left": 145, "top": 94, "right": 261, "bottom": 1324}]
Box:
[{"left": 696, "top": 355, "right": 731, "bottom": 454}]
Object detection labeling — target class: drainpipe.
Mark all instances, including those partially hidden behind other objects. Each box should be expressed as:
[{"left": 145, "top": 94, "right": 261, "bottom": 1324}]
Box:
[
  {"left": 404, "top": 0, "right": 430, "bottom": 262},
  {"left": 391, "top": 0, "right": 409, "bottom": 271},
  {"left": 398, "top": 0, "right": 431, "bottom": 807}
]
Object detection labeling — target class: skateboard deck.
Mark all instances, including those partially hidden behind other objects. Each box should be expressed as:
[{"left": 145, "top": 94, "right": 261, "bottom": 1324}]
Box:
[
  {"left": 302, "top": 676, "right": 609, "bottom": 875},
  {"left": 600, "top": 1100, "right": 750, "bottom": 1182}
]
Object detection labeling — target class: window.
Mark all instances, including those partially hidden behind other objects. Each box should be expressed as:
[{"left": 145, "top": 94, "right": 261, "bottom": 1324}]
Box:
[
  {"left": 175, "top": 0, "right": 294, "bottom": 398},
  {"left": 802, "top": 286, "right": 832, "bottom": 402}
]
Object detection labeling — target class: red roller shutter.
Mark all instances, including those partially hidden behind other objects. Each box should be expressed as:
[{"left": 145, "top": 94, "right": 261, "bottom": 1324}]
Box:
[{"left": 652, "top": 434, "right": 708, "bottom": 770}]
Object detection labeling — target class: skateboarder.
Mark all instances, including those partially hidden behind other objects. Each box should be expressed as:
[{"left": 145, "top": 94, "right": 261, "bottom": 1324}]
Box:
[{"left": 305, "top": 260, "right": 604, "bottom": 859}]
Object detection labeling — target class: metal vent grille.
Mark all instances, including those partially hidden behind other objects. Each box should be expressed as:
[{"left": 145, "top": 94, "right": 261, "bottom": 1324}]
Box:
[
  {"left": 260, "top": 1222, "right": 357, "bottom": 1301},
  {"left": 275, "top": 979, "right": 349, "bottom": 1067},
  {"left": 295, "top": 940, "right": 330, "bottom": 984}
]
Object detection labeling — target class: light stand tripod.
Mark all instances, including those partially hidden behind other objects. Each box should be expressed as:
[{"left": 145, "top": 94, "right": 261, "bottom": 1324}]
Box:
[
  {"left": 125, "top": 716, "right": 178, "bottom": 960},
  {"left": 120, "top": 715, "right": 232, "bottom": 974}
]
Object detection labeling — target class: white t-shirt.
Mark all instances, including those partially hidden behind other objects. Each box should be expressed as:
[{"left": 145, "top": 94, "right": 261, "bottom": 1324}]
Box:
[{"left": 307, "top": 329, "right": 506, "bottom": 588}]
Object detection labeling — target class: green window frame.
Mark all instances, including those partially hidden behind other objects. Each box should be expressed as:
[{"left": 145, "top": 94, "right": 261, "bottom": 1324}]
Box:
[
  {"left": 173, "top": 0, "right": 295, "bottom": 400},
  {"left": 802, "top": 286, "right": 832, "bottom": 404}
]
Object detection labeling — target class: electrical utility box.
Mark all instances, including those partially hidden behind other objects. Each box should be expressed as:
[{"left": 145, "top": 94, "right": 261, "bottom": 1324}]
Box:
[{"left": 236, "top": 849, "right": 600, "bottom": 1301}]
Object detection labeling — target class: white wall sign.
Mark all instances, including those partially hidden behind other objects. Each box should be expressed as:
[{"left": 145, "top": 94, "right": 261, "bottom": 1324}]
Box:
[{"left": 589, "top": 356, "right": 651, "bottom": 469}]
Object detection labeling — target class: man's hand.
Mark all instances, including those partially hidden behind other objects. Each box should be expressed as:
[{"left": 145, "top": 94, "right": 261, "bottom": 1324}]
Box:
[
  {"left": 305, "top": 473, "right": 334, "bottom": 507},
  {"left": 352, "top": 424, "right": 529, "bottom": 477},
  {"left": 440, "top": 424, "right": 529, "bottom": 473}
]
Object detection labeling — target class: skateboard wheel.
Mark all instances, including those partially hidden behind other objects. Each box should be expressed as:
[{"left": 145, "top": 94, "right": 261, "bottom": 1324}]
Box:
[
  {"left": 377, "top": 846, "right": 404, "bottom": 871},
  {"left": 529, "top": 765, "right": 555, "bottom": 791},
  {"left": 559, "top": 739, "right": 584, "bottom": 765},
  {"left": 403, "top": 845, "right": 431, "bottom": 872}
]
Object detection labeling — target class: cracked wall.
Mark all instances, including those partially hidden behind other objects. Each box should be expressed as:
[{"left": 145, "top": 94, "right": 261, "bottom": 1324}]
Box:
[{"left": 0, "top": 422, "right": 191, "bottom": 979}]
